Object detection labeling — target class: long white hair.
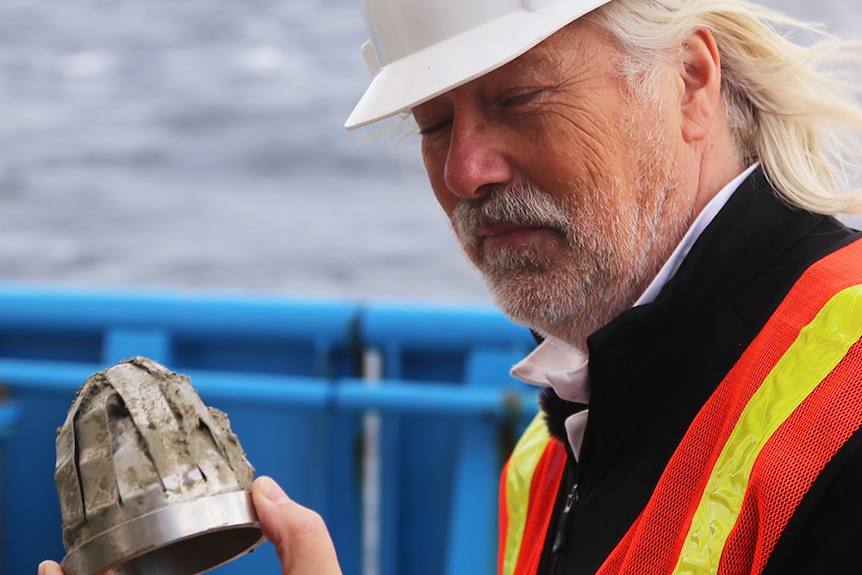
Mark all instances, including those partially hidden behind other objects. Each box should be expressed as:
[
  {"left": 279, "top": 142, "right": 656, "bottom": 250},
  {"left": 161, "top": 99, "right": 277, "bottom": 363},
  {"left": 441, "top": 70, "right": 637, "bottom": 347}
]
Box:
[{"left": 587, "top": 0, "right": 862, "bottom": 215}]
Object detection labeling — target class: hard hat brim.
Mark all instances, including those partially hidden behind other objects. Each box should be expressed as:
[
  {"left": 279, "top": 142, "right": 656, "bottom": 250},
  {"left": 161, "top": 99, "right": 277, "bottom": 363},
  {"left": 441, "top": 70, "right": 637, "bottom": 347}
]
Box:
[{"left": 344, "top": 0, "right": 613, "bottom": 130}]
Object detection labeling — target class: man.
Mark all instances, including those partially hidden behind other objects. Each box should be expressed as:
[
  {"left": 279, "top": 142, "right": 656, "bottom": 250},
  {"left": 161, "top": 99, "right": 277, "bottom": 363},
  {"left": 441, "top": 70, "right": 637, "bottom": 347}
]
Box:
[{"left": 40, "top": 0, "right": 862, "bottom": 573}]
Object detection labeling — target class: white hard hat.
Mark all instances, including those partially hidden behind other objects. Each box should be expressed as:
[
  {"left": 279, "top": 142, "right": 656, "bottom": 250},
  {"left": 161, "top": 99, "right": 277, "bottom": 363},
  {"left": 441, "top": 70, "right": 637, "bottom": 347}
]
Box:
[{"left": 345, "top": 0, "right": 614, "bottom": 130}]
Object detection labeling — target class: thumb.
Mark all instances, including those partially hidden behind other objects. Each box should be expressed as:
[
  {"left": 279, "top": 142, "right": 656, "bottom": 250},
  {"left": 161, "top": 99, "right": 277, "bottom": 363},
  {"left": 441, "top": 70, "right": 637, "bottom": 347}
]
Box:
[
  {"left": 252, "top": 476, "right": 342, "bottom": 575},
  {"left": 37, "top": 561, "right": 64, "bottom": 575}
]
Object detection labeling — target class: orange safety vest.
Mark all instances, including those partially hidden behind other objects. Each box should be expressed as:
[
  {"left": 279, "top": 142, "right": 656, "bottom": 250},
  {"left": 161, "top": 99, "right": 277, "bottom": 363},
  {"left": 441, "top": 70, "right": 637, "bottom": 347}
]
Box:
[{"left": 499, "top": 238, "right": 862, "bottom": 575}]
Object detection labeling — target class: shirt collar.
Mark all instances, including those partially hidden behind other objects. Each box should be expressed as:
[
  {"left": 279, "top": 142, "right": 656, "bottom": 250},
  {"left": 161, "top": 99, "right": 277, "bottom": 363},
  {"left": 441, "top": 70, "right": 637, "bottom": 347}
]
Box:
[{"left": 510, "top": 336, "right": 589, "bottom": 403}]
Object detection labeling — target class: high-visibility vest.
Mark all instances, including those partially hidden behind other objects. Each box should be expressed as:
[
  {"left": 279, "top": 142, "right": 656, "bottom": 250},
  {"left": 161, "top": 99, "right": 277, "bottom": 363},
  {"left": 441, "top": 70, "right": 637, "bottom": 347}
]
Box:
[{"left": 499, "top": 238, "right": 862, "bottom": 575}]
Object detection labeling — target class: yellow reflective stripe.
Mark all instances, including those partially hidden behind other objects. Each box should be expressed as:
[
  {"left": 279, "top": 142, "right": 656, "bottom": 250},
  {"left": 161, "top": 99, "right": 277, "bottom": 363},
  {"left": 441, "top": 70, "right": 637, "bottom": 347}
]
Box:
[
  {"left": 502, "top": 412, "right": 552, "bottom": 575},
  {"left": 672, "top": 285, "right": 862, "bottom": 575}
]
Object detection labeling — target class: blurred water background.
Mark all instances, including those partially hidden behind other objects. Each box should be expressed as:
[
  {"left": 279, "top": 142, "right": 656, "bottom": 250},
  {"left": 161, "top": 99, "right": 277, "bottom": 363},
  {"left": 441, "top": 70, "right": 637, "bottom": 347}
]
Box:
[{"left": 1, "top": 0, "right": 860, "bottom": 304}]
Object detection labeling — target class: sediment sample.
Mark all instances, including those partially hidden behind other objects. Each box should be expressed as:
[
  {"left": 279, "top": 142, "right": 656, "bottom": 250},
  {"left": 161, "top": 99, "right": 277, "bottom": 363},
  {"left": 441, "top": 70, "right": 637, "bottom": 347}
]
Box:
[{"left": 54, "top": 356, "right": 262, "bottom": 575}]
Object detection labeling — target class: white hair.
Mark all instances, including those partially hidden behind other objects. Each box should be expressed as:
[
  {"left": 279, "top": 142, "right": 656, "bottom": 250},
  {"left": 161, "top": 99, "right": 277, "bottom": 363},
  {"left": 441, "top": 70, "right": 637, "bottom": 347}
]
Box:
[{"left": 586, "top": 0, "right": 862, "bottom": 215}]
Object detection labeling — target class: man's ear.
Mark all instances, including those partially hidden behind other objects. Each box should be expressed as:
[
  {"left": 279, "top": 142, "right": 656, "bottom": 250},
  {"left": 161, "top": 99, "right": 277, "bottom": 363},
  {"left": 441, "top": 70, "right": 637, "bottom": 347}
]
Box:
[{"left": 678, "top": 28, "right": 722, "bottom": 143}]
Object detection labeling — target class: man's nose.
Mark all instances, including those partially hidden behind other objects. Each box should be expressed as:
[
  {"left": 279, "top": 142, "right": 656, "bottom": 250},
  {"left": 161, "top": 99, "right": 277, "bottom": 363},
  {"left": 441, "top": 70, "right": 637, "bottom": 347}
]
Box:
[{"left": 443, "top": 116, "right": 512, "bottom": 200}]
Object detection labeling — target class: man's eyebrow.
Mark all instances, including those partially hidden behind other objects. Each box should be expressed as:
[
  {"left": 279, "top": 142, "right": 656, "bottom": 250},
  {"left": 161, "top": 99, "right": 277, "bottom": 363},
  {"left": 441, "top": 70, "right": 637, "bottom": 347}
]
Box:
[{"left": 506, "top": 50, "right": 566, "bottom": 81}]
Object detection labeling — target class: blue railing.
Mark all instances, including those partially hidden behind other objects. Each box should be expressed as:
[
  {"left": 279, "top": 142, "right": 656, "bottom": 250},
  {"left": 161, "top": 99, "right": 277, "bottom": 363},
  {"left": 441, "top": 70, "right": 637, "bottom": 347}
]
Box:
[{"left": 0, "top": 285, "right": 538, "bottom": 575}]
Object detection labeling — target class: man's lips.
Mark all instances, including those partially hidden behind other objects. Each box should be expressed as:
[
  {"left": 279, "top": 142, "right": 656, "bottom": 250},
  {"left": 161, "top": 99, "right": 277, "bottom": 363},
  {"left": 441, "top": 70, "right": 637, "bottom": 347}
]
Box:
[{"left": 478, "top": 224, "right": 550, "bottom": 248}]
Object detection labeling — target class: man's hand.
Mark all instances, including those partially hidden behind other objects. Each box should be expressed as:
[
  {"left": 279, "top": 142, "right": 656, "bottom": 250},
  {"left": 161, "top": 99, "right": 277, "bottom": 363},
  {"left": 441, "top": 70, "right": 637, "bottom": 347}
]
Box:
[
  {"left": 38, "top": 476, "right": 342, "bottom": 575},
  {"left": 252, "top": 475, "right": 342, "bottom": 575}
]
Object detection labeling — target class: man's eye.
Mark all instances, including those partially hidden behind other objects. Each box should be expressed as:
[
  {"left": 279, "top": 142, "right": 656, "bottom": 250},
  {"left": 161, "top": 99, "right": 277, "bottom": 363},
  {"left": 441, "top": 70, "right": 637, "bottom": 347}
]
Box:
[
  {"left": 418, "top": 119, "right": 452, "bottom": 136},
  {"left": 501, "top": 90, "right": 542, "bottom": 108}
]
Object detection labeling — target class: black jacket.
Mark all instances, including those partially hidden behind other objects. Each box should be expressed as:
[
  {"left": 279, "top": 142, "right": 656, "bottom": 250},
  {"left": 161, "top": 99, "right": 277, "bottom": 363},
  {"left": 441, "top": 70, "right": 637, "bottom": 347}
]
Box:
[{"left": 538, "top": 168, "right": 862, "bottom": 574}]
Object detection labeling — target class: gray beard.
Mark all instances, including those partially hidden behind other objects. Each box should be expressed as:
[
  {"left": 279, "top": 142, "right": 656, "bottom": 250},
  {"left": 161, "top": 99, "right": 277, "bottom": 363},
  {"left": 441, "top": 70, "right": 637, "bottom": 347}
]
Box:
[{"left": 451, "top": 130, "right": 686, "bottom": 349}]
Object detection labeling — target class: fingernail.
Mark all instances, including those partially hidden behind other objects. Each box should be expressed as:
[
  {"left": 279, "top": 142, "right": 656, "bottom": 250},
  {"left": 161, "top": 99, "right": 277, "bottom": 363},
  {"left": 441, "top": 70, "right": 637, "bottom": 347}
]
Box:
[
  {"left": 37, "top": 561, "right": 48, "bottom": 575},
  {"left": 260, "top": 476, "right": 290, "bottom": 504}
]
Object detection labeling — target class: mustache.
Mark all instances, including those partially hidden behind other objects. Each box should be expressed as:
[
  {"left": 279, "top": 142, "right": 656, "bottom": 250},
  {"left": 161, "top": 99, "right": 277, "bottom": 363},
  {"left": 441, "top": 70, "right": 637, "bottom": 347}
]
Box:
[{"left": 452, "top": 183, "right": 571, "bottom": 244}]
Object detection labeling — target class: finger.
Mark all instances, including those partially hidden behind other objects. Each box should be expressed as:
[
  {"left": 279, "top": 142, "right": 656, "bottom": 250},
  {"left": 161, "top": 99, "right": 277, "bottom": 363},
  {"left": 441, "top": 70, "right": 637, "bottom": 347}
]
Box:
[
  {"left": 37, "top": 561, "right": 64, "bottom": 575},
  {"left": 252, "top": 476, "right": 342, "bottom": 575}
]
